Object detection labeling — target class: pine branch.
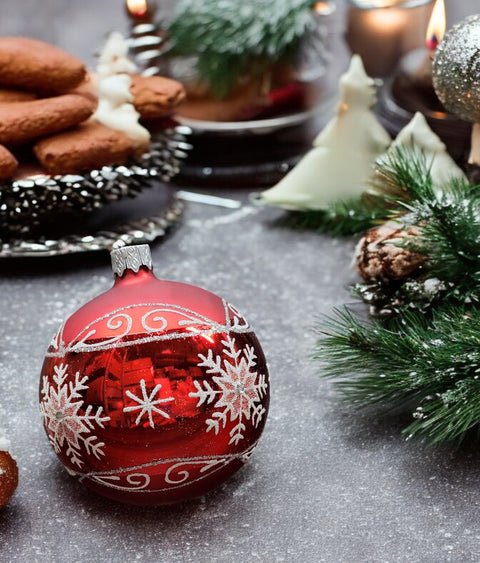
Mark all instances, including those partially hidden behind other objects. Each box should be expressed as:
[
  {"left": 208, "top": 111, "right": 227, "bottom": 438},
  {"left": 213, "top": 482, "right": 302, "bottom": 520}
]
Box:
[
  {"left": 316, "top": 305, "right": 480, "bottom": 444},
  {"left": 343, "top": 148, "right": 480, "bottom": 313},
  {"left": 312, "top": 146, "right": 480, "bottom": 445},
  {"left": 281, "top": 192, "right": 394, "bottom": 236},
  {"left": 282, "top": 146, "right": 437, "bottom": 236},
  {"left": 372, "top": 145, "right": 437, "bottom": 204},
  {"left": 363, "top": 177, "right": 480, "bottom": 311},
  {"left": 403, "top": 181, "right": 480, "bottom": 292},
  {"left": 167, "top": 0, "right": 318, "bottom": 98}
]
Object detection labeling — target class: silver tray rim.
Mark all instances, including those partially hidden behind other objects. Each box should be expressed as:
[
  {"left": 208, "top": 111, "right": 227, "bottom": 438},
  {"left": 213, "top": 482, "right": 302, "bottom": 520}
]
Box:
[{"left": 0, "top": 195, "right": 184, "bottom": 259}]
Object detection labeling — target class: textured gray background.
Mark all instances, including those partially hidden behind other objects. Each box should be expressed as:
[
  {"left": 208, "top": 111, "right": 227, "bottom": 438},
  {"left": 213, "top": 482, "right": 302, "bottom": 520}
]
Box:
[{"left": 1, "top": 1, "right": 480, "bottom": 562}]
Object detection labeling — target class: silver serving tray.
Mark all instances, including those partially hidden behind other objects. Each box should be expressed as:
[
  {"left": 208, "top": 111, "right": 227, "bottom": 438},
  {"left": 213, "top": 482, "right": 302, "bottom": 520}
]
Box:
[
  {"left": 0, "top": 184, "right": 184, "bottom": 258},
  {"left": 0, "top": 126, "right": 191, "bottom": 238}
]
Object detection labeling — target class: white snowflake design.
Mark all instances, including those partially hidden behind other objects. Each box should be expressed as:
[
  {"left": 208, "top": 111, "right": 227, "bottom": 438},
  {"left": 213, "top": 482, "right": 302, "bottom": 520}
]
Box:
[
  {"left": 189, "top": 334, "right": 268, "bottom": 445},
  {"left": 123, "top": 379, "right": 175, "bottom": 428},
  {"left": 40, "top": 363, "right": 110, "bottom": 468}
]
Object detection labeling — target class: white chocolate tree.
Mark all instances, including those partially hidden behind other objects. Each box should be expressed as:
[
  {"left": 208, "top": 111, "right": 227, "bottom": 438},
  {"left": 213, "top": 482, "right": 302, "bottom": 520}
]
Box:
[
  {"left": 379, "top": 112, "right": 466, "bottom": 188},
  {"left": 97, "top": 31, "right": 137, "bottom": 78},
  {"left": 260, "top": 55, "right": 391, "bottom": 210},
  {"left": 94, "top": 74, "right": 150, "bottom": 148},
  {"left": 94, "top": 33, "right": 150, "bottom": 148}
]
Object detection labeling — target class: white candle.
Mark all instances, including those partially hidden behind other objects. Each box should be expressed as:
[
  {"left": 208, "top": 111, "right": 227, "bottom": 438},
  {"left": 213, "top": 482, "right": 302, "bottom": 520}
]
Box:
[
  {"left": 393, "top": 0, "right": 445, "bottom": 95},
  {"left": 346, "top": 1, "right": 434, "bottom": 77}
]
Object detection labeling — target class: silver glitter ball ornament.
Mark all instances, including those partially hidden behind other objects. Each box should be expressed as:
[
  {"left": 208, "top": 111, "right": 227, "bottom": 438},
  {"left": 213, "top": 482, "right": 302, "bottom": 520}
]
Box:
[{"left": 432, "top": 14, "right": 480, "bottom": 123}]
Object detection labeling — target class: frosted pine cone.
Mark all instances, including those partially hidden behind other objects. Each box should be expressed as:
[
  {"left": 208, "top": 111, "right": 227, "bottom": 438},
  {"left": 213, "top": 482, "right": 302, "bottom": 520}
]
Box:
[{"left": 354, "top": 222, "right": 425, "bottom": 283}]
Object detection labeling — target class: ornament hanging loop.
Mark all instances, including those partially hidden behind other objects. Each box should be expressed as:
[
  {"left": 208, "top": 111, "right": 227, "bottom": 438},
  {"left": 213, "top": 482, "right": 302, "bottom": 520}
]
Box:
[{"left": 110, "top": 244, "right": 153, "bottom": 277}]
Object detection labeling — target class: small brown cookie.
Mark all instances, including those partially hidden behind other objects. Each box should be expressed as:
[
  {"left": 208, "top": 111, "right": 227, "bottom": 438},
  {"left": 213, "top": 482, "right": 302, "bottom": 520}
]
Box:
[
  {"left": 34, "top": 121, "right": 135, "bottom": 175},
  {"left": 130, "top": 74, "right": 185, "bottom": 119},
  {"left": 0, "top": 450, "right": 18, "bottom": 508},
  {"left": 0, "top": 94, "right": 95, "bottom": 146},
  {"left": 0, "top": 37, "right": 86, "bottom": 94},
  {"left": 0, "top": 87, "right": 36, "bottom": 102},
  {"left": 0, "top": 144, "right": 18, "bottom": 179}
]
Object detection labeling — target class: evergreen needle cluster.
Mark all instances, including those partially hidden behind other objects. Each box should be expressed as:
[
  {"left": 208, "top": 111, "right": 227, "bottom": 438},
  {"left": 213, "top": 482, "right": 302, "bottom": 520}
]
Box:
[
  {"left": 283, "top": 192, "right": 394, "bottom": 236},
  {"left": 167, "top": 0, "right": 318, "bottom": 98},
  {"left": 372, "top": 148, "right": 480, "bottom": 307},
  {"left": 315, "top": 147, "right": 480, "bottom": 445},
  {"left": 317, "top": 306, "right": 480, "bottom": 445}
]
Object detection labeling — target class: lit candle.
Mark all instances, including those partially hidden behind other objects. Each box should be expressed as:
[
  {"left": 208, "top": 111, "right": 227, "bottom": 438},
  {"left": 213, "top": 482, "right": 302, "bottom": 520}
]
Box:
[
  {"left": 125, "top": 0, "right": 167, "bottom": 76},
  {"left": 396, "top": 0, "right": 445, "bottom": 92},
  {"left": 345, "top": 0, "right": 435, "bottom": 77},
  {"left": 425, "top": 0, "right": 446, "bottom": 50},
  {"left": 313, "top": 2, "right": 336, "bottom": 16},
  {"left": 125, "top": 0, "right": 157, "bottom": 24},
  {"left": 375, "top": 0, "right": 470, "bottom": 162}
]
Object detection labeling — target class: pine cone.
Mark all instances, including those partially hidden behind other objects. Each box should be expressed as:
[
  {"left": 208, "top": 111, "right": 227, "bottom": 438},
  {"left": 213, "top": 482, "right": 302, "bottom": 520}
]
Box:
[{"left": 354, "top": 222, "right": 425, "bottom": 283}]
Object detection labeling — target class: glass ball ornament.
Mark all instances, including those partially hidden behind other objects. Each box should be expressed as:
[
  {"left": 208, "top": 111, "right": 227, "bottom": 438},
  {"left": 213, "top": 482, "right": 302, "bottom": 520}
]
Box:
[
  {"left": 432, "top": 14, "right": 480, "bottom": 123},
  {"left": 39, "top": 245, "right": 270, "bottom": 505}
]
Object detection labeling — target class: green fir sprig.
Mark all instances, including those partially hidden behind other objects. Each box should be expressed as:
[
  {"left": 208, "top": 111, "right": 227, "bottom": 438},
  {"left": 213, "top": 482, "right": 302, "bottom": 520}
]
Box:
[
  {"left": 370, "top": 150, "right": 480, "bottom": 310},
  {"left": 167, "top": 0, "right": 318, "bottom": 98},
  {"left": 317, "top": 306, "right": 480, "bottom": 445},
  {"left": 283, "top": 192, "right": 394, "bottom": 236},
  {"left": 316, "top": 147, "right": 480, "bottom": 446},
  {"left": 402, "top": 180, "right": 480, "bottom": 294},
  {"left": 313, "top": 146, "right": 480, "bottom": 311}
]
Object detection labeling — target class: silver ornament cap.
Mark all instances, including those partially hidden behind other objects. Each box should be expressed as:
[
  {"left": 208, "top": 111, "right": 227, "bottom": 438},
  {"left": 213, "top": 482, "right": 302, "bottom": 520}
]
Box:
[
  {"left": 110, "top": 244, "right": 153, "bottom": 277},
  {"left": 432, "top": 14, "right": 480, "bottom": 123}
]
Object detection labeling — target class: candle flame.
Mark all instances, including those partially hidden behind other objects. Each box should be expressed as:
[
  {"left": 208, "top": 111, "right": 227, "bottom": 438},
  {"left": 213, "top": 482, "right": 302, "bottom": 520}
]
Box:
[
  {"left": 425, "top": 0, "right": 446, "bottom": 51},
  {"left": 126, "top": 0, "right": 148, "bottom": 17},
  {"left": 314, "top": 2, "right": 335, "bottom": 15},
  {"left": 350, "top": 0, "right": 400, "bottom": 6}
]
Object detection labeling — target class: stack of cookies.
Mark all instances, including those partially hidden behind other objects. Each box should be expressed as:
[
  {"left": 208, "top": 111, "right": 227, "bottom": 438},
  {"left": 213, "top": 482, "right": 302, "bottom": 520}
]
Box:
[{"left": 0, "top": 36, "right": 185, "bottom": 179}]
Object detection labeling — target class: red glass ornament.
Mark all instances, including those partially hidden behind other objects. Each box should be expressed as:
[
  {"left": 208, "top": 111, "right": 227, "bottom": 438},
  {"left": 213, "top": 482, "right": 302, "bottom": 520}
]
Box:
[
  {"left": 0, "top": 449, "right": 18, "bottom": 508},
  {"left": 39, "top": 245, "right": 270, "bottom": 505}
]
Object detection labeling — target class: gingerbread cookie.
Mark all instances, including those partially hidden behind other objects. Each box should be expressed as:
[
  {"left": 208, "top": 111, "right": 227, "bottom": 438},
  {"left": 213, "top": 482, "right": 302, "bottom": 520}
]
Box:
[
  {"left": 0, "top": 94, "right": 95, "bottom": 146},
  {"left": 34, "top": 121, "right": 135, "bottom": 175},
  {"left": 0, "top": 87, "right": 36, "bottom": 102},
  {"left": 130, "top": 74, "right": 186, "bottom": 120},
  {"left": 0, "top": 144, "right": 18, "bottom": 179},
  {"left": 0, "top": 37, "right": 86, "bottom": 94}
]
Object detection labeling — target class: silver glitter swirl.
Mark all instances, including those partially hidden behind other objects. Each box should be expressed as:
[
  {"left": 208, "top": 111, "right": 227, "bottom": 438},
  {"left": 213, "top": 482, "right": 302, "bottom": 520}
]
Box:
[{"left": 432, "top": 14, "right": 480, "bottom": 123}]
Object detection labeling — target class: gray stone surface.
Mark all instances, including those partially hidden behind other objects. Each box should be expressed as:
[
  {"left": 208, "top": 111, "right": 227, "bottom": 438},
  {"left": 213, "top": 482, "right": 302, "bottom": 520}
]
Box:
[
  {"left": 1, "top": 1, "right": 480, "bottom": 562},
  {"left": 3, "top": 188, "right": 480, "bottom": 563}
]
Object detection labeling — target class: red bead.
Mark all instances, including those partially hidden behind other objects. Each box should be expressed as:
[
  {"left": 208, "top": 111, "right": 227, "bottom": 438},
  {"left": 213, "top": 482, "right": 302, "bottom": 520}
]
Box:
[
  {"left": 0, "top": 450, "right": 18, "bottom": 508},
  {"left": 40, "top": 265, "right": 270, "bottom": 505}
]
